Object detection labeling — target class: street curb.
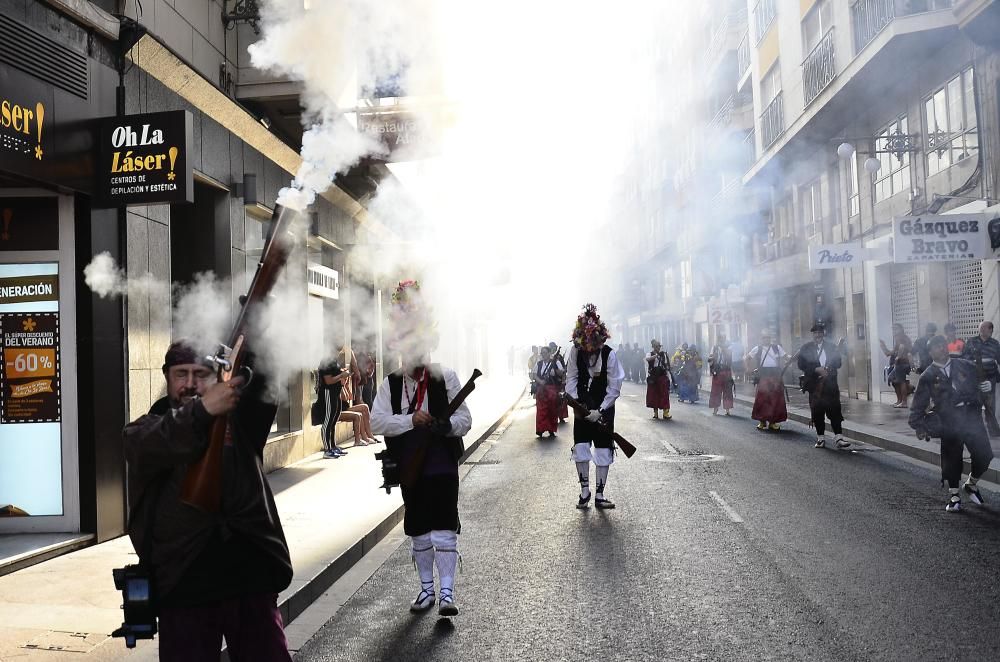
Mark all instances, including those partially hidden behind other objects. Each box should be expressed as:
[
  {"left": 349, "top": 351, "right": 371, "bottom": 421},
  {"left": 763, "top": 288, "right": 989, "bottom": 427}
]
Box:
[
  {"left": 277, "top": 385, "right": 527, "bottom": 628},
  {"left": 709, "top": 387, "right": 1000, "bottom": 485}
]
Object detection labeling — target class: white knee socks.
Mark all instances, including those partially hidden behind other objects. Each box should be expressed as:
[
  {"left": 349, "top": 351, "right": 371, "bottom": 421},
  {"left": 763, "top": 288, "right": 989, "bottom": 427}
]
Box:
[{"left": 411, "top": 533, "right": 434, "bottom": 594}]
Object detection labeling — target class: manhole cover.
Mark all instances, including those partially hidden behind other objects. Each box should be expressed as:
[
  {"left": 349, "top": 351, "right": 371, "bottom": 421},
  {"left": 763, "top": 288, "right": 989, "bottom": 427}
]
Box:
[{"left": 643, "top": 454, "right": 725, "bottom": 463}]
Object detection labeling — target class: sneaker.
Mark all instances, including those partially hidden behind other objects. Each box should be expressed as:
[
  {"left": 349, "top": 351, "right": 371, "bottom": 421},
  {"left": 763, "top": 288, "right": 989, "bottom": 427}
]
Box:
[
  {"left": 964, "top": 482, "right": 985, "bottom": 505},
  {"left": 814, "top": 437, "right": 826, "bottom": 449},
  {"left": 410, "top": 588, "right": 436, "bottom": 612},
  {"left": 438, "top": 593, "right": 458, "bottom": 617},
  {"left": 835, "top": 437, "right": 851, "bottom": 449},
  {"left": 946, "top": 494, "right": 962, "bottom": 512},
  {"left": 769, "top": 423, "right": 781, "bottom": 431},
  {"left": 595, "top": 496, "right": 616, "bottom": 509},
  {"left": 322, "top": 450, "right": 341, "bottom": 459},
  {"left": 577, "top": 492, "right": 592, "bottom": 509}
]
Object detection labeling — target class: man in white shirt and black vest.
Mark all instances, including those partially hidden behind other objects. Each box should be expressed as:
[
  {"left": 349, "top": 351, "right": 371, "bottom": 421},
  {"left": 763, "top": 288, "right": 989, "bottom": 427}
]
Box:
[
  {"left": 370, "top": 280, "right": 473, "bottom": 616},
  {"left": 797, "top": 322, "right": 849, "bottom": 449},
  {"left": 566, "top": 304, "right": 626, "bottom": 510}
]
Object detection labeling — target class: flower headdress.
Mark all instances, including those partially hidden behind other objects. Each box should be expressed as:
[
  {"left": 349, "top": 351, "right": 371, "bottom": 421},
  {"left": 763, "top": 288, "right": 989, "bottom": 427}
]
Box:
[
  {"left": 571, "top": 303, "right": 610, "bottom": 353},
  {"left": 387, "top": 279, "right": 439, "bottom": 358}
]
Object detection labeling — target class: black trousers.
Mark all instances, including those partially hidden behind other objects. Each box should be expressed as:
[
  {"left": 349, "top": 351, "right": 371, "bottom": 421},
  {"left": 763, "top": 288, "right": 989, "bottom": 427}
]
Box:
[
  {"left": 940, "top": 408, "right": 995, "bottom": 488},
  {"left": 808, "top": 389, "right": 843, "bottom": 437}
]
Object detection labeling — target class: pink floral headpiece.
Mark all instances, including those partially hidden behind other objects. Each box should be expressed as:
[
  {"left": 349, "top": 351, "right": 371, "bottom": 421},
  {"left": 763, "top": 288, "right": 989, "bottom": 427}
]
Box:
[{"left": 571, "top": 303, "right": 610, "bottom": 352}]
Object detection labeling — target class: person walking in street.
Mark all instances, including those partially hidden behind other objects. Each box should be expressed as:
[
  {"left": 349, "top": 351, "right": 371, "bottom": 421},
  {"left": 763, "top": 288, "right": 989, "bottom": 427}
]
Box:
[
  {"left": 672, "top": 343, "right": 687, "bottom": 395},
  {"left": 370, "top": 280, "right": 472, "bottom": 617},
  {"left": 645, "top": 339, "right": 672, "bottom": 420},
  {"left": 677, "top": 345, "right": 703, "bottom": 403},
  {"left": 534, "top": 345, "right": 564, "bottom": 437},
  {"left": 550, "top": 341, "right": 570, "bottom": 423},
  {"left": 880, "top": 323, "right": 913, "bottom": 408},
  {"left": 944, "top": 322, "right": 965, "bottom": 357},
  {"left": 566, "top": 303, "right": 625, "bottom": 510},
  {"left": 708, "top": 334, "right": 734, "bottom": 416},
  {"left": 962, "top": 320, "right": 1000, "bottom": 438},
  {"left": 123, "top": 341, "right": 294, "bottom": 661},
  {"left": 799, "top": 323, "right": 849, "bottom": 449},
  {"left": 316, "top": 357, "right": 350, "bottom": 458},
  {"left": 527, "top": 345, "right": 540, "bottom": 396},
  {"left": 913, "top": 322, "right": 937, "bottom": 375},
  {"left": 745, "top": 331, "right": 788, "bottom": 431},
  {"left": 632, "top": 342, "right": 646, "bottom": 383},
  {"left": 910, "top": 335, "right": 994, "bottom": 512}
]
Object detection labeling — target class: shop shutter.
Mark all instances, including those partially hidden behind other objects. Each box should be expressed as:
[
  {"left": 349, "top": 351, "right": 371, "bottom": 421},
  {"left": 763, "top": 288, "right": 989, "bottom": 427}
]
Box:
[
  {"left": 891, "top": 269, "right": 918, "bottom": 339},
  {"left": 947, "top": 260, "right": 984, "bottom": 340}
]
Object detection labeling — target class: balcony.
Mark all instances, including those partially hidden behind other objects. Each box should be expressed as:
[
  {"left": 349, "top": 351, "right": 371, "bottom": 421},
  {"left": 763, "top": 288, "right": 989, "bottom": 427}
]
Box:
[
  {"left": 705, "top": 7, "right": 750, "bottom": 82},
  {"left": 737, "top": 31, "right": 752, "bottom": 90},
  {"left": 744, "top": 130, "right": 757, "bottom": 173},
  {"left": 852, "top": 0, "right": 955, "bottom": 54},
  {"left": 708, "top": 92, "right": 754, "bottom": 134},
  {"left": 803, "top": 29, "right": 836, "bottom": 105},
  {"left": 759, "top": 93, "right": 784, "bottom": 149}
]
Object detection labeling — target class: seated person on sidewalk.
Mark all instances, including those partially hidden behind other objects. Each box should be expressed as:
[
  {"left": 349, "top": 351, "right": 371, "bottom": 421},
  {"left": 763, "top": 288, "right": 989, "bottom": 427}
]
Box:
[
  {"left": 910, "top": 335, "right": 994, "bottom": 512},
  {"left": 370, "top": 280, "right": 472, "bottom": 617},
  {"left": 798, "top": 323, "right": 849, "bottom": 449},
  {"left": 339, "top": 372, "right": 379, "bottom": 446},
  {"left": 123, "top": 341, "right": 293, "bottom": 662}
]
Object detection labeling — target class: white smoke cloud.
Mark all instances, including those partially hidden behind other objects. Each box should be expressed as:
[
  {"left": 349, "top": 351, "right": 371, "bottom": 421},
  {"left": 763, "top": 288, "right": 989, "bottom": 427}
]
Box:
[{"left": 83, "top": 252, "right": 126, "bottom": 298}]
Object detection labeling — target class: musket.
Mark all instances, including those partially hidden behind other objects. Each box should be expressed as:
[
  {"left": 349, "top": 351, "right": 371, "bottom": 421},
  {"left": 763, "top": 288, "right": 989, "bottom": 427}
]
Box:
[
  {"left": 397, "top": 369, "right": 484, "bottom": 489},
  {"left": 179, "top": 204, "right": 300, "bottom": 512},
  {"left": 561, "top": 392, "right": 637, "bottom": 458}
]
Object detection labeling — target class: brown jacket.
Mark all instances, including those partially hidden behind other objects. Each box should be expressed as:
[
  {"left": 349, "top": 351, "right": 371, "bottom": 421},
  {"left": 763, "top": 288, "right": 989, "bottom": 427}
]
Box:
[{"left": 123, "top": 376, "right": 291, "bottom": 601}]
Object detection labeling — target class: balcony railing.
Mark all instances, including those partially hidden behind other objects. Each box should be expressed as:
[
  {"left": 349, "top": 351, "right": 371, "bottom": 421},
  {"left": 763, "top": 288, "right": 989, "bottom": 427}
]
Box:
[
  {"left": 760, "top": 93, "right": 784, "bottom": 149},
  {"left": 754, "top": 0, "right": 777, "bottom": 44},
  {"left": 744, "top": 130, "right": 757, "bottom": 172},
  {"left": 737, "top": 31, "right": 751, "bottom": 81},
  {"left": 852, "top": 0, "right": 954, "bottom": 54},
  {"left": 803, "top": 29, "right": 836, "bottom": 105}
]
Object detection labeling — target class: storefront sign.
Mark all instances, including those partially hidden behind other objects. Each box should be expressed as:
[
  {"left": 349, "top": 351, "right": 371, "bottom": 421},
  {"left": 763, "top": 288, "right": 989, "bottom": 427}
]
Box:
[
  {"left": 0, "top": 313, "right": 60, "bottom": 423},
  {"left": 0, "top": 68, "right": 54, "bottom": 182},
  {"left": 0, "top": 274, "right": 58, "bottom": 305},
  {"left": 357, "top": 109, "right": 434, "bottom": 160},
  {"left": 95, "top": 110, "right": 193, "bottom": 207},
  {"left": 893, "top": 214, "right": 990, "bottom": 263},
  {"left": 708, "top": 304, "right": 743, "bottom": 326},
  {"left": 307, "top": 263, "right": 339, "bottom": 299},
  {"left": 808, "top": 242, "right": 866, "bottom": 270}
]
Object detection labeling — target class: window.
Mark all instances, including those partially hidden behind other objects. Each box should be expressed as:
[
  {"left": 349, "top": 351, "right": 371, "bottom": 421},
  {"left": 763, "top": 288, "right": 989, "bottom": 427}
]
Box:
[
  {"left": 754, "top": 0, "right": 777, "bottom": 44},
  {"left": 925, "top": 67, "right": 978, "bottom": 176},
  {"left": 761, "top": 63, "right": 781, "bottom": 107},
  {"left": 848, "top": 149, "right": 860, "bottom": 217},
  {"left": 802, "top": 0, "right": 833, "bottom": 54},
  {"left": 775, "top": 194, "right": 794, "bottom": 238},
  {"left": 800, "top": 179, "right": 823, "bottom": 234},
  {"left": 874, "top": 115, "right": 911, "bottom": 202},
  {"left": 681, "top": 260, "right": 693, "bottom": 299}
]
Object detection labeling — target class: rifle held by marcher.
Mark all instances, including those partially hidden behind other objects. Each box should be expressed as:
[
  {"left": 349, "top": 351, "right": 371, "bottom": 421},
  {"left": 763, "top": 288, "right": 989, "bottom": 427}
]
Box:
[
  {"left": 561, "top": 392, "right": 637, "bottom": 458},
  {"left": 398, "top": 369, "right": 483, "bottom": 489},
  {"left": 180, "top": 204, "right": 300, "bottom": 512}
]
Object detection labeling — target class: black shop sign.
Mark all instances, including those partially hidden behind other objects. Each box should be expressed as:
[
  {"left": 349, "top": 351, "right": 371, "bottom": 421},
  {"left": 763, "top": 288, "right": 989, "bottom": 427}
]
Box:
[{"left": 94, "top": 110, "right": 193, "bottom": 208}]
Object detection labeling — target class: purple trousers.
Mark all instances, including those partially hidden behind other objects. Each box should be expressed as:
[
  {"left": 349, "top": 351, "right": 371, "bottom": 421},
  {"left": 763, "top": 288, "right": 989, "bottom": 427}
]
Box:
[{"left": 158, "top": 593, "right": 292, "bottom": 662}]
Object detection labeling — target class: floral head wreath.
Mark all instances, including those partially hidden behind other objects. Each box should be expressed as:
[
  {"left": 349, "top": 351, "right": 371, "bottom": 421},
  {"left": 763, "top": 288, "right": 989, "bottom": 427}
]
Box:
[
  {"left": 390, "top": 279, "right": 420, "bottom": 308},
  {"left": 571, "top": 303, "right": 610, "bottom": 352},
  {"left": 387, "top": 279, "right": 439, "bottom": 355}
]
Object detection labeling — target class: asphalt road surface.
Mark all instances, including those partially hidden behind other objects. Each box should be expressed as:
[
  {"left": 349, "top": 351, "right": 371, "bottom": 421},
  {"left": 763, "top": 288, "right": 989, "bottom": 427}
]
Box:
[{"left": 296, "top": 383, "right": 1000, "bottom": 662}]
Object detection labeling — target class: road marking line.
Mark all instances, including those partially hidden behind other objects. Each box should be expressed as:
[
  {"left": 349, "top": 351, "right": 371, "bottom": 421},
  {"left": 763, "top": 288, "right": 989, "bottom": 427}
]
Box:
[
  {"left": 709, "top": 491, "right": 744, "bottom": 523},
  {"left": 660, "top": 440, "right": 679, "bottom": 455}
]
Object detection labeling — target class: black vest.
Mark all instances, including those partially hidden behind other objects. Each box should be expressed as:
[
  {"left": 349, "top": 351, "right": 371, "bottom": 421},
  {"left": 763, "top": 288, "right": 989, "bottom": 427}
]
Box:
[
  {"left": 385, "top": 367, "right": 464, "bottom": 471},
  {"left": 576, "top": 345, "right": 612, "bottom": 410}
]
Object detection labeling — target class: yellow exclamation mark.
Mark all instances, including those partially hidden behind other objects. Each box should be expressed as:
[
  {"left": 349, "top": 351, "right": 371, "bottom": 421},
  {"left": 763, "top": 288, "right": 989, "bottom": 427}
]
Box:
[
  {"left": 167, "top": 146, "right": 178, "bottom": 181},
  {"left": 34, "top": 103, "right": 44, "bottom": 160}
]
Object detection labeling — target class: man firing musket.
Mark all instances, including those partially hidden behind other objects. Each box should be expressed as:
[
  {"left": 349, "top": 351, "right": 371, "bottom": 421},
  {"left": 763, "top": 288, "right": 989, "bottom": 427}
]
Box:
[{"left": 565, "top": 304, "right": 626, "bottom": 510}]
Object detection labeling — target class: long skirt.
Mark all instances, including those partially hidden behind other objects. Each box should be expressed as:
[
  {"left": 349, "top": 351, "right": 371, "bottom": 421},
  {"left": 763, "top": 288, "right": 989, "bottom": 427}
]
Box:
[
  {"left": 535, "top": 384, "right": 560, "bottom": 434},
  {"left": 678, "top": 375, "right": 699, "bottom": 402},
  {"left": 646, "top": 374, "right": 671, "bottom": 409},
  {"left": 751, "top": 374, "right": 787, "bottom": 423},
  {"left": 709, "top": 370, "right": 734, "bottom": 409}
]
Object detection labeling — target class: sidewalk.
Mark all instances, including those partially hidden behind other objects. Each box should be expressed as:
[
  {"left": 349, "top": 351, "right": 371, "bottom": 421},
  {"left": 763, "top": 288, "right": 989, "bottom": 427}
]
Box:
[
  {"left": 0, "top": 375, "right": 524, "bottom": 661},
  {"left": 704, "top": 380, "right": 1000, "bottom": 483}
]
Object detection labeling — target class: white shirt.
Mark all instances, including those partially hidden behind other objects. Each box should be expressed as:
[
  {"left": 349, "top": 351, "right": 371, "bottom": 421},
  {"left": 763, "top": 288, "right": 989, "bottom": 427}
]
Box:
[
  {"left": 565, "top": 346, "right": 625, "bottom": 412},
  {"left": 370, "top": 367, "right": 473, "bottom": 438},
  {"left": 817, "top": 344, "right": 827, "bottom": 368},
  {"left": 748, "top": 344, "right": 787, "bottom": 368}
]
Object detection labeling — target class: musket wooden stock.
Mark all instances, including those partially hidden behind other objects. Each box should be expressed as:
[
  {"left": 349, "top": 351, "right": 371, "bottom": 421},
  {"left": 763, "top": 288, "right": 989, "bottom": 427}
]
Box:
[
  {"left": 561, "top": 393, "right": 637, "bottom": 458},
  {"left": 180, "top": 204, "right": 299, "bottom": 512},
  {"left": 399, "top": 369, "right": 483, "bottom": 489}
]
